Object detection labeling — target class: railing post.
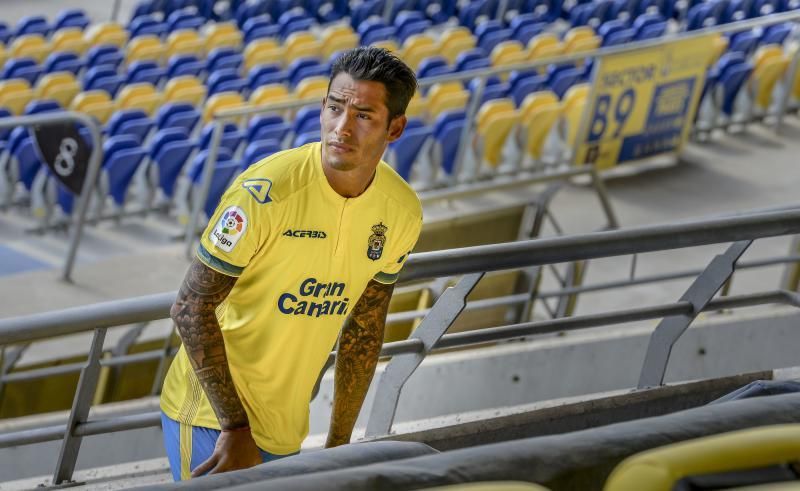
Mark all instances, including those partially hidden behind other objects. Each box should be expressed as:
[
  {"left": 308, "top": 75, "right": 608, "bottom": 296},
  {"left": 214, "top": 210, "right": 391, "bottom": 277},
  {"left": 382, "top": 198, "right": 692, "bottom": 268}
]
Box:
[
  {"left": 184, "top": 120, "right": 225, "bottom": 259},
  {"left": 452, "top": 76, "right": 486, "bottom": 183},
  {"left": 52, "top": 327, "right": 107, "bottom": 485},
  {"left": 637, "top": 240, "right": 752, "bottom": 388},
  {"left": 111, "top": 0, "right": 122, "bottom": 22},
  {"left": 365, "top": 273, "right": 483, "bottom": 437}
]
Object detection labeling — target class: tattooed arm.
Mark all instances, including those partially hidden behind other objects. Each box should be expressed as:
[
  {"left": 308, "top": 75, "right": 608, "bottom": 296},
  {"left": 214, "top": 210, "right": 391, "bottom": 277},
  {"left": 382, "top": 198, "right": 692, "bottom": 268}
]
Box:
[
  {"left": 170, "top": 258, "right": 262, "bottom": 476},
  {"left": 325, "top": 279, "right": 394, "bottom": 448}
]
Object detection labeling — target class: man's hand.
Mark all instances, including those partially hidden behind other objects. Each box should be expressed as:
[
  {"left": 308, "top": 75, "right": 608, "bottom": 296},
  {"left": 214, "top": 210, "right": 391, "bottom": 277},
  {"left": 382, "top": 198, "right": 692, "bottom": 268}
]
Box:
[{"left": 190, "top": 429, "right": 263, "bottom": 478}]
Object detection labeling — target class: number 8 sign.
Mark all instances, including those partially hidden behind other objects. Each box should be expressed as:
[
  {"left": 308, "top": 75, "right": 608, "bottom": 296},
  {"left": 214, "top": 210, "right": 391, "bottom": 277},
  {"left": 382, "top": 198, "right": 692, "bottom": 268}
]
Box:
[{"left": 575, "top": 34, "right": 716, "bottom": 171}]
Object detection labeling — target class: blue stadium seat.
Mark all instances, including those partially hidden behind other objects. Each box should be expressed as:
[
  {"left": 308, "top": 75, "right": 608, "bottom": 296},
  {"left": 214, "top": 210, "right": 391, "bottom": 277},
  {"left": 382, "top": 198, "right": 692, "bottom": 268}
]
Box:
[
  {"left": 243, "top": 16, "right": 281, "bottom": 43},
  {"left": 687, "top": 3, "right": 715, "bottom": 29},
  {"left": 0, "top": 23, "right": 12, "bottom": 44},
  {"left": 511, "top": 75, "right": 548, "bottom": 105},
  {"left": 247, "top": 64, "right": 286, "bottom": 90},
  {"left": 480, "top": 29, "right": 513, "bottom": 53},
  {"left": 287, "top": 58, "right": 322, "bottom": 86},
  {"left": 84, "top": 66, "right": 126, "bottom": 97},
  {"left": 718, "top": 60, "right": 753, "bottom": 116},
  {"left": 57, "top": 179, "right": 74, "bottom": 215},
  {"left": 761, "top": 22, "right": 792, "bottom": 44},
  {"left": 207, "top": 48, "right": 244, "bottom": 73},
  {"left": 24, "top": 99, "right": 61, "bottom": 115},
  {"left": 292, "top": 106, "right": 321, "bottom": 136},
  {"left": 15, "top": 15, "right": 50, "bottom": 37},
  {"left": 207, "top": 69, "right": 247, "bottom": 96},
  {"left": 750, "top": 0, "right": 781, "bottom": 16},
  {"left": 198, "top": 122, "right": 244, "bottom": 154},
  {"left": 54, "top": 9, "right": 91, "bottom": 31},
  {"left": 2, "top": 58, "right": 42, "bottom": 85},
  {"left": 455, "top": 49, "right": 491, "bottom": 72},
  {"left": 598, "top": 19, "right": 627, "bottom": 41},
  {"left": 107, "top": 109, "right": 154, "bottom": 142},
  {"left": 436, "top": 120, "right": 465, "bottom": 176},
  {"left": 390, "top": 2, "right": 423, "bottom": 23},
  {"left": 729, "top": 30, "right": 760, "bottom": 55},
  {"left": 237, "top": 4, "right": 271, "bottom": 28},
  {"left": 150, "top": 129, "right": 196, "bottom": 198},
  {"left": 103, "top": 135, "right": 147, "bottom": 206},
  {"left": 246, "top": 114, "right": 290, "bottom": 143},
  {"left": 127, "top": 60, "right": 167, "bottom": 86},
  {"left": 475, "top": 19, "right": 504, "bottom": 44},
  {"left": 459, "top": 0, "right": 494, "bottom": 30},
  {"left": 156, "top": 103, "right": 201, "bottom": 134},
  {"left": 398, "top": 19, "right": 432, "bottom": 43},
  {"left": 167, "top": 54, "right": 206, "bottom": 79},
  {"left": 294, "top": 63, "right": 330, "bottom": 83},
  {"left": 187, "top": 148, "right": 241, "bottom": 218},
  {"left": 86, "top": 45, "right": 125, "bottom": 70},
  {"left": 636, "top": 21, "right": 667, "bottom": 40},
  {"left": 548, "top": 65, "right": 583, "bottom": 98},
  {"left": 241, "top": 139, "right": 282, "bottom": 169},
  {"left": 389, "top": 124, "right": 432, "bottom": 180},
  {"left": 351, "top": 0, "right": 385, "bottom": 29},
  {"left": 418, "top": 56, "right": 454, "bottom": 79},
  {"left": 44, "top": 51, "right": 85, "bottom": 75},
  {"left": 14, "top": 136, "right": 43, "bottom": 191},
  {"left": 293, "top": 131, "right": 320, "bottom": 147},
  {"left": 514, "top": 22, "right": 547, "bottom": 44},
  {"left": 357, "top": 18, "right": 390, "bottom": 43},
  {"left": 604, "top": 28, "right": 635, "bottom": 46},
  {"left": 166, "top": 9, "right": 205, "bottom": 32},
  {"left": 130, "top": 0, "right": 158, "bottom": 21},
  {"left": 632, "top": 13, "right": 665, "bottom": 36},
  {"left": 423, "top": 0, "right": 457, "bottom": 23},
  {"left": 282, "top": 17, "right": 316, "bottom": 38},
  {"left": 129, "top": 15, "right": 168, "bottom": 38},
  {"left": 361, "top": 26, "right": 397, "bottom": 45}
]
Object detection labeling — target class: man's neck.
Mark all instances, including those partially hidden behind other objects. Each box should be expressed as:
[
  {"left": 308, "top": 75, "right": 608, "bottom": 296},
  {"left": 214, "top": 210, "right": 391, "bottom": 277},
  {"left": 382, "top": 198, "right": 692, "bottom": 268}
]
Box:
[{"left": 322, "top": 163, "right": 377, "bottom": 198}]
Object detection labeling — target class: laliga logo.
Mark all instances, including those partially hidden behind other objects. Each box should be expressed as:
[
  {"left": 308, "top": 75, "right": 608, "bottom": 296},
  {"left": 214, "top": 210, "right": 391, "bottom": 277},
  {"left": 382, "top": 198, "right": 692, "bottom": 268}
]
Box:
[{"left": 54, "top": 138, "right": 78, "bottom": 177}]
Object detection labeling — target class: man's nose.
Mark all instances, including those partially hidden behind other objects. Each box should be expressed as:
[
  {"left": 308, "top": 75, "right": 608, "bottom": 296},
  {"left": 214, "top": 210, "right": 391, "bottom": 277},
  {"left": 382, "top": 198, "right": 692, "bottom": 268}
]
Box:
[{"left": 334, "top": 111, "right": 354, "bottom": 137}]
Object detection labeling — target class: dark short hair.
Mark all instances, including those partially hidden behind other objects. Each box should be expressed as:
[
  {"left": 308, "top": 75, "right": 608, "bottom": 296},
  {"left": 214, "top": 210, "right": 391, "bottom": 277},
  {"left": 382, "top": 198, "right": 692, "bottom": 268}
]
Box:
[{"left": 328, "top": 47, "right": 418, "bottom": 121}]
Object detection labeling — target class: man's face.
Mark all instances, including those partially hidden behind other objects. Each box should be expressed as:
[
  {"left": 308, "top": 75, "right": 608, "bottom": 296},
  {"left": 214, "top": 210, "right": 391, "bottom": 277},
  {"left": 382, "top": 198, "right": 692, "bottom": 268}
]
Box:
[{"left": 320, "top": 72, "right": 406, "bottom": 172}]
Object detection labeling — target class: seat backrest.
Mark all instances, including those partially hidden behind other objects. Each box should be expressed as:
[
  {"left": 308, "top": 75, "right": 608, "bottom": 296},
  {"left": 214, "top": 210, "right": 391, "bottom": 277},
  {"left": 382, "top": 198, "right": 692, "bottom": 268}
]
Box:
[
  {"left": 84, "top": 22, "right": 129, "bottom": 48},
  {"left": 250, "top": 83, "right": 291, "bottom": 106},
  {"left": 202, "top": 91, "right": 247, "bottom": 122},
  {"left": 51, "top": 28, "right": 88, "bottom": 55},
  {"left": 294, "top": 76, "right": 328, "bottom": 100}
]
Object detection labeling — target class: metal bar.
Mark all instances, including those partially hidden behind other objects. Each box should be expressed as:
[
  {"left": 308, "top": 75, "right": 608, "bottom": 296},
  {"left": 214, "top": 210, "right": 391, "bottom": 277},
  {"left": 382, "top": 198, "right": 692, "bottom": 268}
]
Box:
[
  {"left": 1, "top": 290, "right": 798, "bottom": 450},
  {"left": 638, "top": 241, "right": 752, "bottom": 389},
  {"left": 151, "top": 327, "right": 176, "bottom": 395},
  {"left": 382, "top": 0, "right": 395, "bottom": 22},
  {"left": 3, "top": 210, "right": 800, "bottom": 346},
  {"left": 111, "top": 0, "right": 122, "bottom": 21},
  {"left": 589, "top": 166, "right": 619, "bottom": 229},
  {"left": 452, "top": 76, "right": 485, "bottom": 183},
  {"left": 781, "top": 236, "right": 800, "bottom": 291},
  {"left": 775, "top": 34, "right": 800, "bottom": 132},
  {"left": 184, "top": 121, "right": 224, "bottom": 257},
  {"left": 53, "top": 328, "right": 107, "bottom": 485},
  {"left": 365, "top": 273, "right": 484, "bottom": 437}
]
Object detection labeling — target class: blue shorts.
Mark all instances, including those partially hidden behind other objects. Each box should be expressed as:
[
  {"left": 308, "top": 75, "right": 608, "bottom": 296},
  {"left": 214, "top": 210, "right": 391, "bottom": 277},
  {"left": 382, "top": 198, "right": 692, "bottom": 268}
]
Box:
[{"left": 161, "top": 412, "right": 294, "bottom": 481}]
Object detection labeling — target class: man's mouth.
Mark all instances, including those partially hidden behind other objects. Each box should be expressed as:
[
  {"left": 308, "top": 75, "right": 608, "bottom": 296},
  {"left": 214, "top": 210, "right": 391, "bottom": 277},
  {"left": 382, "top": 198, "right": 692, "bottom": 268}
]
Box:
[{"left": 328, "top": 142, "right": 354, "bottom": 153}]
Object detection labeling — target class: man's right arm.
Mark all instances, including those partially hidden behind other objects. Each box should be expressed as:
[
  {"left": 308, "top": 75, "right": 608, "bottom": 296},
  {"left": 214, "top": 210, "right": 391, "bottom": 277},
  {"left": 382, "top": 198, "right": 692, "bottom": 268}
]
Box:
[{"left": 170, "top": 258, "right": 262, "bottom": 475}]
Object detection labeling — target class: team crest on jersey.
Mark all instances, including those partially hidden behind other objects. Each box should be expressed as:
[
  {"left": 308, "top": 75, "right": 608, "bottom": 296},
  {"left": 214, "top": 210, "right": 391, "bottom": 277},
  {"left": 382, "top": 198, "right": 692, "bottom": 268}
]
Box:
[
  {"left": 367, "top": 222, "right": 387, "bottom": 261},
  {"left": 210, "top": 206, "right": 247, "bottom": 252},
  {"left": 242, "top": 178, "right": 273, "bottom": 204}
]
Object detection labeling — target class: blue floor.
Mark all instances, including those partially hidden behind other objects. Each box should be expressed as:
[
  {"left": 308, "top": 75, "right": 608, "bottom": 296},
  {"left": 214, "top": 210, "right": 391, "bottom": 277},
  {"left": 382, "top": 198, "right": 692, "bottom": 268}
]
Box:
[{"left": 0, "top": 244, "right": 49, "bottom": 276}]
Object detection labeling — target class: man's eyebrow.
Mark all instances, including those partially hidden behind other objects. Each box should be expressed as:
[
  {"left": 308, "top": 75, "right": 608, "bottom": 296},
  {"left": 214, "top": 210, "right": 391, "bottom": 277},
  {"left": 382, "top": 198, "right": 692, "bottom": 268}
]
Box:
[{"left": 327, "top": 94, "right": 377, "bottom": 112}]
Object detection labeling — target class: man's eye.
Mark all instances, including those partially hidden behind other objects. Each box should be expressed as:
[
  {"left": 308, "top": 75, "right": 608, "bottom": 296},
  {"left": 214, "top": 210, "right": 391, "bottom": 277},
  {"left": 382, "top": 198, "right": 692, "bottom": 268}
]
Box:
[
  {"left": 358, "top": 113, "right": 370, "bottom": 120},
  {"left": 328, "top": 105, "right": 340, "bottom": 112}
]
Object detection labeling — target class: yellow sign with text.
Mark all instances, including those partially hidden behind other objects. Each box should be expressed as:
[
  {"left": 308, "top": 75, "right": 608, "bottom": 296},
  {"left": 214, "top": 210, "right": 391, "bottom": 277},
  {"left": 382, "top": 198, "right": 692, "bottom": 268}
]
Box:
[{"left": 575, "top": 34, "right": 716, "bottom": 170}]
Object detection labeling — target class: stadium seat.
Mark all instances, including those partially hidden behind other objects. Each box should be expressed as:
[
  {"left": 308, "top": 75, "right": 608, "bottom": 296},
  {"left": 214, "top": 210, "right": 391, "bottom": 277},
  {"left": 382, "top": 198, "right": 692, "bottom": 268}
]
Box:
[
  {"left": 417, "top": 56, "right": 454, "bottom": 79},
  {"left": 15, "top": 15, "right": 50, "bottom": 37},
  {"left": 182, "top": 148, "right": 241, "bottom": 220},
  {"left": 243, "top": 38, "right": 284, "bottom": 71},
  {"left": 284, "top": 31, "right": 321, "bottom": 62},
  {"left": 155, "top": 102, "right": 201, "bottom": 134},
  {"left": 561, "top": 83, "right": 590, "bottom": 149},
  {"left": 439, "top": 27, "right": 477, "bottom": 64},
  {"left": 205, "top": 22, "right": 244, "bottom": 51},
  {"left": 402, "top": 34, "right": 439, "bottom": 71},
  {"left": 102, "top": 135, "right": 147, "bottom": 208},
  {"left": 246, "top": 63, "right": 286, "bottom": 90},
  {"left": 761, "top": 23, "right": 793, "bottom": 45},
  {"left": 240, "top": 139, "right": 282, "bottom": 170},
  {"left": 116, "top": 82, "right": 163, "bottom": 115},
  {"left": 520, "top": 101, "right": 561, "bottom": 163},
  {"left": 510, "top": 72, "right": 548, "bottom": 105},
  {"left": 54, "top": 9, "right": 91, "bottom": 31},
  {"left": 563, "top": 28, "right": 600, "bottom": 54},
  {"left": 163, "top": 75, "right": 207, "bottom": 106},
  {"left": 206, "top": 47, "right": 243, "bottom": 74},
  {"left": 126, "top": 34, "right": 166, "bottom": 63},
  {"left": 474, "top": 103, "right": 519, "bottom": 168},
  {"left": 749, "top": 45, "right": 790, "bottom": 112},
  {"left": 527, "top": 33, "right": 564, "bottom": 65},
  {"left": 250, "top": 83, "right": 292, "bottom": 107},
  {"left": 86, "top": 45, "right": 124, "bottom": 71},
  {"left": 126, "top": 60, "right": 167, "bottom": 86},
  {"left": 729, "top": 30, "right": 760, "bottom": 55},
  {"left": 387, "top": 123, "right": 431, "bottom": 181},
  {"left": 51, "top": 28, "right": 88, "bottom": 55},
  {"left": 9, "top": 34, "right": 50, "bottom": 63},
  {"left": 166, "top": 54, "right": 206, "bottom": 78},
  {"left": 0, "top": 79, "right": 35, "bottom": 115},
  {"left": 432, "top": 114, "right": 466, "bottom": 176},
  {"left": 84, "top": 66, "right": 126, "bottom": 97},
  {"left": 149, "top": 128, "right": 197, "bottom": 199},
  {"left": 128, "top": 15, "right": 168, "bottom": 39},
  {"left": 454, "top": 48, "right": 491, "bottom": 71},
  {"left": 202, "top": 91, "right": 247, "bottom": 122},
  {"left": 36, "top": 72, "right": 81, "bottom": 108},
  {"left": 13, "top": 136, "right": 44, "bottom": 191},
  {"left": 294, "top": 76, "right": 328, "bottom": 100},
  {"left": 166, "top": 9, "right": 204, "bottom": 33},
  {"left": 491, "top": 40, "right": 528, "bottom": 70},
  {"left": 320, "top": 26, "right": 358, "bottom": 59},
  {"left": 715, "top": 56, "right": 754, "bottom": 116},
  {"left": 242, "top": 16, "right": 282, "bottom": 44},
  {"left": 107, "top": 109, "right": 154, "bottom": 142},
  {"left": 207, "top": 69, "right": 247, "bottom": 96},
  {"left": 2, "top": 58, "right": 43, "bottom": 86},
  {"left": 166, "top": 29, "right": 205, "bottom": 58},
  {"left": 70, "top": 90, "right": 117, "bottom": 124},
  {"left": 548, "top": 65, "right": 584, "bottom": 98},
  {"left": 84, "top": 22, "right": 129, "bottom": 48},
  {"left": 247, "top": 114, "right": 292, "bottom": 143}
]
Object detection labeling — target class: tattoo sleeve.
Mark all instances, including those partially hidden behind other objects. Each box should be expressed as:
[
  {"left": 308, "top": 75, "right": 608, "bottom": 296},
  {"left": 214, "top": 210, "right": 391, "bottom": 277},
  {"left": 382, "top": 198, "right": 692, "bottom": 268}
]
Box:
[
  {"left": 170, "top": 258, "right": 249, "bottom": 430},
  {"left": 327, "top": 279, "right": 394, "bottom": 447}
]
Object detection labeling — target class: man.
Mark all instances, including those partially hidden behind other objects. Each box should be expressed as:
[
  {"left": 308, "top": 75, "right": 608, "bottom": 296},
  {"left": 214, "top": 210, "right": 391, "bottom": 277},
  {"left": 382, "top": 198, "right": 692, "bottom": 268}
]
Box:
[{"left": 159, "top": 47, "right": 422, "bottom": 480}]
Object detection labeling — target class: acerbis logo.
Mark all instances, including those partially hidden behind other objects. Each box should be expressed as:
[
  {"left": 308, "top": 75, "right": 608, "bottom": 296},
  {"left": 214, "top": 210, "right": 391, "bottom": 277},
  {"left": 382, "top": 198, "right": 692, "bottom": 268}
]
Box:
[{"left": 283, "top": 229, "right": 327, "bottom": 239}]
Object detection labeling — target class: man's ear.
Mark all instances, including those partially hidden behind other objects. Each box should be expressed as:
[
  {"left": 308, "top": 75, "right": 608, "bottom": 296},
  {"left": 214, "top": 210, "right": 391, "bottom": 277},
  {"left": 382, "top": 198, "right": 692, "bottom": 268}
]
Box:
[{"left": 387, "top": 115, "right": 407, "bottom": 143}]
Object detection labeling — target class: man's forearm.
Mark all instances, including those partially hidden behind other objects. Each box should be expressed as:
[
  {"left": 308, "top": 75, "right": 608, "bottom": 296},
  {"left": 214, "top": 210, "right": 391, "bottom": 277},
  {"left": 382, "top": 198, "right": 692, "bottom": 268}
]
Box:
[
  {"left": 327, "top": 280, "right": 394, "bottom": 446},
  {"left": 171, "top": 259, "right": 249, "bottom": 430}
]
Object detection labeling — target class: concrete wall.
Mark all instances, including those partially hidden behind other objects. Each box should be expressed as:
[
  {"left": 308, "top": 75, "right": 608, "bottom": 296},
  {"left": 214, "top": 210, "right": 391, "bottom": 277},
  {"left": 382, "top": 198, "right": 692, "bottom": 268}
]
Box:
[{"left": 3, "top": 308, "right": 800, "bottom": 482}]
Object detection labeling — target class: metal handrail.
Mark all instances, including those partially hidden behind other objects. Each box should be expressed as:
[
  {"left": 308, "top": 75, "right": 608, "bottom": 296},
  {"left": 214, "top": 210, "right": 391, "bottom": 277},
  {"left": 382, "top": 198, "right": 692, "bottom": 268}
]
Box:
[{"left": 5, "top": 208, "right": 800, "bottom": 345}]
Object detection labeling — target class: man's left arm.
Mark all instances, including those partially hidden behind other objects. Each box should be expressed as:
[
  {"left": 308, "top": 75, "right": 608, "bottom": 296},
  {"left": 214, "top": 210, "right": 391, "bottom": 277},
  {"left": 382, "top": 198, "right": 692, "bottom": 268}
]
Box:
[{"left": 325, "top": 279, "right": 394, "bottom": 448}]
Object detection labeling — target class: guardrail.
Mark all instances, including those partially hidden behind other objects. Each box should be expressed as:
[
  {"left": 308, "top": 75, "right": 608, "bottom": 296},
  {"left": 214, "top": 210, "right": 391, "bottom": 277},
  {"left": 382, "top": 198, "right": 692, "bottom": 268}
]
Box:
[{"left": 2, "top": 208, "right": 800, "bottom": 484}]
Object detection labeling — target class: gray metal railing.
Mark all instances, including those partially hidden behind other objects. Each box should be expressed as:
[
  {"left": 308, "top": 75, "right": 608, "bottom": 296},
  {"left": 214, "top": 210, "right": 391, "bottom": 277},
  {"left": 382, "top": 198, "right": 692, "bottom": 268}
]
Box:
[
  {"left": 0, "top": 112, "right": 104, "bottom": 282},
  {"left": 2, "top": 209, "right": 800, "bottom": 483}
]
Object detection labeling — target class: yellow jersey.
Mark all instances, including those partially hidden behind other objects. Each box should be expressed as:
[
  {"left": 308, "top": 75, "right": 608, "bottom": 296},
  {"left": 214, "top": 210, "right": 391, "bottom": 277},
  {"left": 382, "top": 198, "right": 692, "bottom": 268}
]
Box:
[{"left": 160, "top": 142, "right": 422, "bottom": 454}]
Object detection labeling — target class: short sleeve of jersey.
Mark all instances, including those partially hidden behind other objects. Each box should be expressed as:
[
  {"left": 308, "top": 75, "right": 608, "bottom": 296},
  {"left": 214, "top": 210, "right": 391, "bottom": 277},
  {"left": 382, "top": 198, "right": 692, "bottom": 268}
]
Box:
[
  {"left": 374, "top": 215, "right": 422, "bottom": 285},
  {"left": 197, "top": 181, "right": 269, "bottom": 277}
]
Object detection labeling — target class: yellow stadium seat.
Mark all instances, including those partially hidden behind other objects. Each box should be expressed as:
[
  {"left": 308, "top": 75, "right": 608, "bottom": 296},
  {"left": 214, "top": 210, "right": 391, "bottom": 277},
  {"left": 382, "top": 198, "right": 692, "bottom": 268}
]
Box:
[
  {"left": 604, "top": 425, "right": 800, "bottom": 491},
  {"left": 491, "top": 41, "right": 527, "bottom": 67},
  {"left": 37, "top": 72, "right": 81, "bottom": 108},
  {"left": 166, "top": 29, "right": 205, "bottom": 58},
  {"left": 527, "top": 33, "right": 564, "bottom": 65},
  {"left": 401, "top": 34, "right": 438, "bottom": 71},
  {"left": 0, "top": 43, "right": 7, "bottom": 71},
  {"left": 440, "top": 36, "right": 477, "bottom": 64},
  {"left": 203, "top": 91, "right": 248, "bottom": 122},
  {"left": 51, "top": 28, "right": 88, "bottom": 55},
  {"left": 520, "top": 90, "right": 559, "bottom": 121},
  {"left": 521, "top": 102, "right": 561, "bottom": 161},
  {"left": 405, "top": 93, "right": 426, "bottom": 118},
  {"left": 561, "top": 83, "right": 590, "bottom": 148},
  {"left": 163, "top": 76, "right": 207, "bottom": 106},
  {"left": 285, "top": 32, "right": 321, "bottom": 62},
  {"left": 428, "top": 91, "right": 469, "bottom": 119},
  {"left": 708, "top": 33, "right": 729, "bottom": 66},
  {"left": 0, "top": 79, "right": 34, "bottom": 115},
  {"left": 320, "top": 24, "right": 355, "bottom": 45},
  {"left": 566, "top": 35, "right": 601, "bottom": 55},
  {"left": 322, "top": 32, "right": 359, "bottom": 59},
  {"left": 371, "top": 40, "right": 400, "bottom": 53},
  {"left": 126, "top": 35, "right": 166, "bottom": 64},
  {"left": 426, "top": 81, "right": 464, "bottom": 112},
  {"left": 243, "top": 38, "right": 283, "bottom": 71},
  {"left": 9, "top": 34, "right": 51, "bottom": 63},
  {"left": 250, "top": 83, "right": 292, "bottom": 106},
  {"left": 84, "top": 22, "right": 128, "bottom": 48},
  {"left": 476, "top": 110, "right": 519, "bottom": 167},
  {"left": 476, "top": 98, "right": 516, "bottom": 134},
  {"left": 563, "top": 26, "right": 595, "bottom": 53},
  {"left": 116, "top": 82, "right": 163, "bottom": 115},
  {"left": 204, "top": 22, "right": 243, "bottom": 51},
  {"left": 70, "top": 90, "right": 116, "bottom": 124},
  {"left": 295, "top": 76, "right": 329, "bottom": 100},
  {"left": 439, "top": 26, "right": 473, "bottom": 47},
  {"left": 750, "top": 53, "right": 789, "bottom": 111}
]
